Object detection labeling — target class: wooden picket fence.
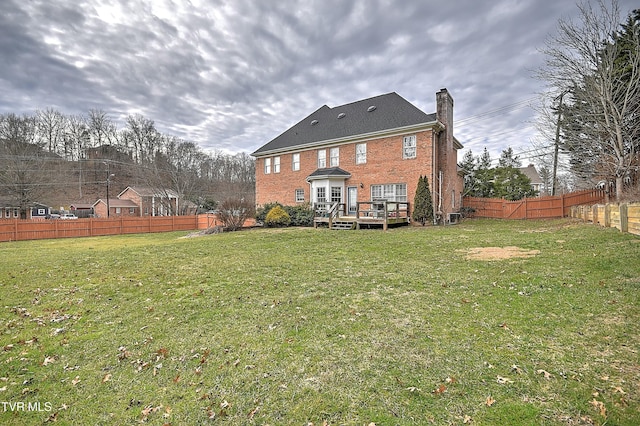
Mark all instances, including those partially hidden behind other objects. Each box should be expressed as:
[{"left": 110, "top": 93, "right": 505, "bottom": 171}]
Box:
[
  {"left": 0, "top": 214, "right": 254, "bottom": 242},
  {"left": 463, "top": 189, "right": 606, "bottom": 220}
]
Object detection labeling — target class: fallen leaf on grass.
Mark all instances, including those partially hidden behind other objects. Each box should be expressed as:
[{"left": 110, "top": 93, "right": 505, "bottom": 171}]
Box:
[
  {"left": 71, "top": 376, "right": 80, "bottom": 386},
  {"left": 247, "top": 406, "right": 260, "bottom": 419},
  {"left": 511, "top": 365, "right": 523, "bottom": 374},
  {"left": 102, "top": 374, "right": 112, "bottom": 383},
  {"left": 536, "top": 369, "right": 552, "bottom": 380},
  {"left": 42, "top": 356, "right": 56, "bottom": 366},
  {"left": 44, "top": 411, "right": 58, "bottom": 422},
  {"left": 486, "top": 396, "right": 496, "bottom": 407},
  {"left": 463, "top": 415, "right": 473, "bottom": 424},
  {"left": 611, "top": 386, "right": 626, "bottom": 394},
  {"left": 590, "top": 399, "right": 607, "bottom": 417},
  {"left": 432, "top": 384, "right": 447, "bottom": 395},
  {"left": 496, "top": 376, "right": 513, "bottom": 384}
]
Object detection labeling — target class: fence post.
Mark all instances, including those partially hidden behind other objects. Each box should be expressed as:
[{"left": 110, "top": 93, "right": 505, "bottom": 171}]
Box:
[
  {"left": 620, "top": 203, "right": 628, "bottom": 233},
  {"left": 604, "top": 204, "right": 611, "bottom": 228},
  {"left": 561, "top": 193, "right": 565, "bottom": 217}
]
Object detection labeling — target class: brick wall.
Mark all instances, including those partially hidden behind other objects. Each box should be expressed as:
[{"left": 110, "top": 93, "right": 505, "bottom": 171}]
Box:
[{"left": 255, "top": 128, "right": 437, "bottom": 208}]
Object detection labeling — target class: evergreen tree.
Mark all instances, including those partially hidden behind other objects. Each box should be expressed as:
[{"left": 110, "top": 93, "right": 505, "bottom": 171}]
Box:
[{"left": 412, "top": 175, "right": 434, "bottom": 225}]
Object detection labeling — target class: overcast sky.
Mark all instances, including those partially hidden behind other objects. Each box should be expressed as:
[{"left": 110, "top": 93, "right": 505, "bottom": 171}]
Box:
[{"left": 1, "top": 0, "right": 637, "bottom": 163}]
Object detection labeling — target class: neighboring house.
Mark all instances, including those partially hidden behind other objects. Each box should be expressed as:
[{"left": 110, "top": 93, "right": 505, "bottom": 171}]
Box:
[
  {"left": 0, "top": 197, "right": 21, "bottom": 219},
  {"left": 252, "top": 89, "right": 463, "bottom": 221},
  {"left": 519, "top": 164, "right": 544, "bottom": 195},
  {"left": 0, "top": 198, "right": 51, "bottom": 220},
  {"left": 70, "top": 203, "right": 95, "bottom": 218},
  {"left": 30, "top": 203, "right": 52, "bottom": 220},
  {"left": 92, "top": 198, "right": 140, "bottom": 218},
  {"left": 118, "top": 186, "right": 181, "bottom": 217}
]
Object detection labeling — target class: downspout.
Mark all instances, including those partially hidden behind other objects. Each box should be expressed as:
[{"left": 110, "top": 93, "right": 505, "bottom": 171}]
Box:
[
  {"left": 432, "top": 129, "right": 438, "bottom": 224},
  {"left": 439, "top": 170, "right": 443, "bottom": 221}
]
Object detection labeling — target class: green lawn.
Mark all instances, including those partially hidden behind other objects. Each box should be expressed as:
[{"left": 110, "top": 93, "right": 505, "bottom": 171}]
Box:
[{"left": 0, "top": 219, "right": 638, "bottom": 425}]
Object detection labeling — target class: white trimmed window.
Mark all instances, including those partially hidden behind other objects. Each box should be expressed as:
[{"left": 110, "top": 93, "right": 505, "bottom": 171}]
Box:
[
  {"left": 295, "top": 189, "right": 305, "bottom": 202},
  {"left": 370, "top": 183, "right": 407, "bottom": 202},
  {"left": 403, "top": 135, "right": 417, "bottom": 159},
  {"left": 356, "top": 143, "right": 367, "bottom": 164},
  {"left": 331, "top": 186, "right": 342, "bottom": 203},
  {"left": 316, "top": 187, "right": 326, "bottom": 202},
  {"left": 264, "top": 158, "right": 271, "bottom": 174},
  {"left": 292, "top": 153, "right": 300, "bottom": 171},
  {"left": 273, "top": 156, "right": 280, "bottom": 173},
  {"left": 317, "top": 150, "right": 326, "bottom": 168},
  {"left": 330, "top": 147, "right": 339, "bottom": 167}
]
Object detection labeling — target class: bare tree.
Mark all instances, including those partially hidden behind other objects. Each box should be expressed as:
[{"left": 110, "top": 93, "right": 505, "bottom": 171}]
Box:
[
  {"left": 36, "top": 108, "right": 66, "bottom": 155},
  {"left": 87, "top": 109, "right": 117, "bottom": 149},
  {"left": 0, "top": 114, "right": 59, "bottom": 217},
  {"left": 538, "top": 0, "right": 640, "bottom": 200}
]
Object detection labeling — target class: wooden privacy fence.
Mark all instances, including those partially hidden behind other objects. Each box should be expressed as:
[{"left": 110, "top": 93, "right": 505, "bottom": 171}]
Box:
[
  {"left": 0, "top": 214, "right": 254, "bottom": 242},
  {"left": 571, "top": 202, "right": 640, "bottom": 236},
  {"left": 463, "top": 189, "right": 606, "bottom": 220}
]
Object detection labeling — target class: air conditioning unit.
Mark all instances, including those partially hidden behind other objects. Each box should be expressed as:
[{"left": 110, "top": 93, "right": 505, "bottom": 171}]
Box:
[{"left": 448, "top": 212, "right": 461, "bottom": 224}]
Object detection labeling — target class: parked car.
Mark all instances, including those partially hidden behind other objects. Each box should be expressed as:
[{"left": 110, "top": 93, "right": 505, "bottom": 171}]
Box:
[
  {"left": 59, "top": 213, "right": 78, "bottom": 220},
  {"left": 46, "top": 214, "right": 60, "bottom": 219}
]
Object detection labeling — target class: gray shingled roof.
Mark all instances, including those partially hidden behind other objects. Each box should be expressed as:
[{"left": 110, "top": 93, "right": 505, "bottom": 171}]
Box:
[
  {"left": 306, "top": 167, "right": 352, "bottom": 181},
  {"left": 519, "top": 165, "right": 543, "bottom": 184},
  {"left": 253, "top": 92, "right": 437, "bottom": 156}
]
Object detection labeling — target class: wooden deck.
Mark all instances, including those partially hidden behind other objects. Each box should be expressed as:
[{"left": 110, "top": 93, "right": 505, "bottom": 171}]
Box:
[{"left": 313, "top": 201, "right": 410, "bottom": 230}]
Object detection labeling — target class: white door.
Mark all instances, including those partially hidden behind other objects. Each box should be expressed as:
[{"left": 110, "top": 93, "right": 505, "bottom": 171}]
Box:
[{"left": 347, "top": 186, "right": 357, "bottom": 215}]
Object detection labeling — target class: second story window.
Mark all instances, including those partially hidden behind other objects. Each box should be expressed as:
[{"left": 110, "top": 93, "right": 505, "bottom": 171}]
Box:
[
  {"left": 292, "top": 153, "right": 300, "bottom": 171},
  {"left": 264, "top": 158, "right": 271, "bottom": 174},
  {"left": 274, "top": 156, "right": 280, "bottom": 173},
  {"left": 403, "top": 135, "right": 417, "bottom": 159},
  {"left": 356, "top": 143, "right": 366, "bottom": 164},
  {"left": 330, "top": 147, "right": 339, "bottom": 167},
  {"left": 317, "top": 149, "right": 326, "bottom": 168}
]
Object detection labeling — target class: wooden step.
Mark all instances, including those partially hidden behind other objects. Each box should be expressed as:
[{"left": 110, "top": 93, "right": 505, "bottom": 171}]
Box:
[{"left": 331, "top": 221, "right": 355, "bottom": 230}]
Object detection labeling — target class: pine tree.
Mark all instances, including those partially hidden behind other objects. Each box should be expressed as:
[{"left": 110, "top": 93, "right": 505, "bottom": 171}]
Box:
[{"left": 412, "top": 175, "right": 434, "bottom": 225}]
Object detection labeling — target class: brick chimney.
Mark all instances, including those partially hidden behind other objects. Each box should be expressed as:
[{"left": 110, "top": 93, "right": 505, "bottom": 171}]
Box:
[{"left": 435, "top": 88, "right": 456, "bottom": 219}]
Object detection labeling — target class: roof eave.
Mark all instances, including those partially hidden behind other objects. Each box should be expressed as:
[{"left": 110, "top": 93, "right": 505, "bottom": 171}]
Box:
[{"left": 252, "top": 120, "right": 440, "bottom": 157}]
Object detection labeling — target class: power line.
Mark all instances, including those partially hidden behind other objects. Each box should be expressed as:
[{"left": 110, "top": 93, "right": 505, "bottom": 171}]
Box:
[{"left": 457, "top": 97, "right": 538, "bottom": 127}]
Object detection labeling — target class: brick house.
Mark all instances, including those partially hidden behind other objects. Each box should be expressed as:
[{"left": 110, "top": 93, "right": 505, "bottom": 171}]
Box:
[
  {"left": 92, "top": 198, "right": 139, "bottom": 218},
  {"left": 252, "top": 89, "right": 463, "bottom": 223},
  {"left": 116, "top": 186, "right": 177, "bottom": 217}
]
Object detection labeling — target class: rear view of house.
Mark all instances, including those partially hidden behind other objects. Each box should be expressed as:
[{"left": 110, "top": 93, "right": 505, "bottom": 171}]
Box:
[{"left": 252, "top": 89, "right": 463, "bottom": 223}]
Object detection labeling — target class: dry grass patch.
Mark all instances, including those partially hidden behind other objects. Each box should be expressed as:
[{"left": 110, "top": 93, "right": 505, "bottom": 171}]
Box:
[{"left": 464, "top": 246, "right": 541, "bottom": 260}]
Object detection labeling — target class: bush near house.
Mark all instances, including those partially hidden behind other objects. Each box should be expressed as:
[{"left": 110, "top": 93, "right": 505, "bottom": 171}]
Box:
[
  {"left": 256, "top": 202, "right": 314, "bottom": 227},
  {"left": 264, "top": 205, "right": 291, "bottom": 227}
]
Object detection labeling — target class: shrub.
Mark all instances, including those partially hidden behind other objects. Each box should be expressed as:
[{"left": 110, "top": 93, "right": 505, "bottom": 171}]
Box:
[
  {"left": 283, "top": 203, "right": 314, "bottom": 227},
  {"left": 217, "top": 198, "right": 255, "bottom": 231},
  {"left": 256, "top": 202, "right": 283, "bottom": 224},
  {"left": 256, "top": 203, "right": 314, "bottom": 227},
  {"left": 265, "top": 205, "right": 291, "bottom": 227}
]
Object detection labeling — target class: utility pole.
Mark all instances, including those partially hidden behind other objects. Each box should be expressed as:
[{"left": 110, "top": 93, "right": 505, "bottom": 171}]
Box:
[
  {"left": 103, "top": 161, "right": 114, "bottom": 218},
  {"left": 552, "top": 91, "right": 566, "bottom": 196}
]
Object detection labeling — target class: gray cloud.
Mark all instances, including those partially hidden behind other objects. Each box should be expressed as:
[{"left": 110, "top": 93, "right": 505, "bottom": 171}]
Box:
[{"left": 1, "top": 0, "right": 637, "bottom": 162}]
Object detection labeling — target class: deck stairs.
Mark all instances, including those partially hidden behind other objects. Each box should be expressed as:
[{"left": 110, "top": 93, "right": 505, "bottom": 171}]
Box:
[{"left": 331, "top": 219, "right": 356, "bottom": 230}]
